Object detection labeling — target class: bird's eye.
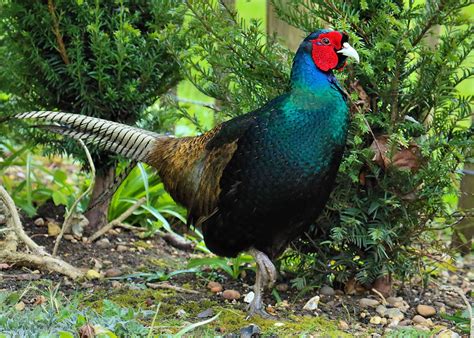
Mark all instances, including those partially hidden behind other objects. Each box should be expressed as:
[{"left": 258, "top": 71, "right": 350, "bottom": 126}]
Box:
[{"left": 321, "top": 38, "right": 330, "bottom": 45}]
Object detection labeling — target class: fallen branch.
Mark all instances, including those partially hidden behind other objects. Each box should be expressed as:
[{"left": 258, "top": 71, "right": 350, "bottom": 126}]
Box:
[
  {"left": 53, "top": 139, "right": 95, "bottom": 256},
  {"left": 0, "top": 250, "right": 83, "bottom": 280},
  {"left": 88, "top": 197, "right": 146, "bottom": 243},
  {"left": 0, "top": 186, "right": 84, "bottom": 279}
]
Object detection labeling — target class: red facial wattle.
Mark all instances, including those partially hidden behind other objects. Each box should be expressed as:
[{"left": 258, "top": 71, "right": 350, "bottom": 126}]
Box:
[{"left": 311, "top": 32, "right": 345, "bottom": 72}]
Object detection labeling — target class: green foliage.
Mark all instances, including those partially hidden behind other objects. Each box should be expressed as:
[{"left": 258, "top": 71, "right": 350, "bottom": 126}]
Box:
[
  {"left": 0, "top": 289, "right": 152, "bottom": 337},
  {"left": 188, "top": 253, "right": 255, "bottom": 280},
  {"left": 177, "top": 0, "right": 473, "bottom": 284},
  {"left": 0, "top": 0, "right": 185, "bottom": 169},
  {"left": 0, "top": 140, "right": 86, "bottom": 216}
]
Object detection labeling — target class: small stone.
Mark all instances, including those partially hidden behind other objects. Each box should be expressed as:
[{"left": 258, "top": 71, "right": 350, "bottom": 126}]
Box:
[
  {"left": 370, "top": 316, "right": 382, "bottom": 324},
  {"left": 222, "top": 289, "right": 240, "bottom": 300},
  {"left": 397, "top": 319, "right": 412, "bottom": 326},
  {"left": 416, "top": 304, "right": 436, "bottom": 317},
  {"left": 15, "top": 301, "right": 26, "bottom": 311},
  {"left": 435, "top": 329, "right": 460, "bottom": 338},
  {"left": 207, "top": 281, "right": 223, "bottom": 293},
  {"left": 111, "top": 281, "right": 122, "bottom": 289},
  {"left": 64, "top": 234, "right": 75, "bottom": 241},
  {"left": 412, "top": 314, "right": 433, "bottom": 326},
  {"left": 360, "top": 312, "right": 367, "bottom": 318},
  {"left": 34, "top": 218, "right": 45, "bottom": 226},
  {"left": 338, "top": 320, "right": 349, "bottom": 330},
  {"left": 47, "top": 221, "right": 61, "bottom": 237},
  {"left": 376, "top": 305, "right": 387, "bottom": 316},
  {"left": 380, "top": 318, "right": 387, "bottom": 325},
  {"left": 86, "top": 269, "right": 101, "bottom": 280},
  {"left": 359, "top": 298, "right": 380, "bottom": 308},
  {"left": 104, "top": 268, "right": 122, "bottom": 277},
  {"left": 386, "top": 296, "right": 409, "bottom": 310},
  {"left": 276, "top": 283, "right": 289, "bottom": 292},
  {"left": 303, "top": 296, "right": 320, "bottom": 311},
  {"left": 197, "top": 308, "right": 214, "bottom": 318},
  {"left": 274, "top": 322, "right": 285, "bottom": 327},
  {"left": 96, "top": 238, "right": 110, "bottom": 248},
  {"left": 240, "top": 324, "right": 260, "bottom": 338},
  {"left": 176, "top": 309, "right": 187, "bottom": 318},
  {"left": 320, "top": 285, "right": 335, "bottom": 296},
  {"left": 244, "top": 291, "right": 255, "bottom": 304},
  {"left": 385, "top": 308, "right": 404, "bottom": 321},
  {"left": 116, "top": 245, "right": 128, "bottom": 252}
]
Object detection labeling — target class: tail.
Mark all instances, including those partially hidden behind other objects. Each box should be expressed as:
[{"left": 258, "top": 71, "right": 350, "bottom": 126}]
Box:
[{"left": 16, "top": 111, "right": 163, "bottom": 163}]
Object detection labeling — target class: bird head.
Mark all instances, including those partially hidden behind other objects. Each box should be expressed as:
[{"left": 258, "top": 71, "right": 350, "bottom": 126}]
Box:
[{"left": 301, "top": 30, "right": 359, "bottom": 72}]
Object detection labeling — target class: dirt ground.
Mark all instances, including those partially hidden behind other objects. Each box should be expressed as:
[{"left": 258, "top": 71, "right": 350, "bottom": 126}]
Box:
[{"left": 0, "top": 202, "right": 472, "bottom": 337}]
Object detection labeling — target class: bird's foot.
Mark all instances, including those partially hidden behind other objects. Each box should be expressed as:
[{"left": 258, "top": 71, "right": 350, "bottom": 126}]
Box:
[
  {"left": 246, "top": 300, "right": 274, "bottom": 320},
  {"left": 249, "top": 248, "right": 277, "bottom": 288}
]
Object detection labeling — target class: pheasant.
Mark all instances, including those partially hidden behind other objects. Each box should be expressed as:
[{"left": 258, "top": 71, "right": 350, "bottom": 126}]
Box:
[{"left": 15, "top": 30, "right": 359, "bottom": 317}]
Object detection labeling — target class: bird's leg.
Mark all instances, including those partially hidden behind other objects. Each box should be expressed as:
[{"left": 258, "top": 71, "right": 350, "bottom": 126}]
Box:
[{"left": 247, "top": 248, "right": 277, "bottom": 319}]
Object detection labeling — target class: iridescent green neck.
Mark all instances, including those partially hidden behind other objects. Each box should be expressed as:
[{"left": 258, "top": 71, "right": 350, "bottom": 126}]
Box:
[{"left": 290, "top": 48, "right": 334, "bottom": 93}]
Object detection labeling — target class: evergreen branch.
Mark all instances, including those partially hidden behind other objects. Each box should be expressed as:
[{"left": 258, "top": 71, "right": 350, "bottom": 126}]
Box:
[{"left": 47, "top": 0, "right": 70, "bottom": 65}]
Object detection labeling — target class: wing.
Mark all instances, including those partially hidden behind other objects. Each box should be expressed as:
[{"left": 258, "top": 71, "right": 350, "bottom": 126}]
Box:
[{"left": 148, "top": 94, "right": 288, "bottom": 227}]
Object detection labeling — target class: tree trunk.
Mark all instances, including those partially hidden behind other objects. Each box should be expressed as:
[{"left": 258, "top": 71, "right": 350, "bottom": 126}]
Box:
[
  {"left": 266, "top": 1, "right": 304, "bottom": 52},
  {"left": 85, "top": 166, "right": 115, "bottom": 231},
  {"left": 452, "top": 144, "right": 474, "bottom": 255}
]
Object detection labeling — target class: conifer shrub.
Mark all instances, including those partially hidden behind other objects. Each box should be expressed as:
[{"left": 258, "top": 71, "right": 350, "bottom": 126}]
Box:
[{"left": 175, "top": 0, "right": 473, "bottom": 285}]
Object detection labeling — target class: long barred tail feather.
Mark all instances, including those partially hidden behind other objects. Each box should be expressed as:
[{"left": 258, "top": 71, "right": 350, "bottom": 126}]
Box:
[{"left": 16, "top": 111, "right": 163, "bottom": 163}]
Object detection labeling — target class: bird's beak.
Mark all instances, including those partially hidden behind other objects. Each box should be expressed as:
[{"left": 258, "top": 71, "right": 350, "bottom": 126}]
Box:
[{"left": 337, "top": 42, "right": 360, "bottom": 63}]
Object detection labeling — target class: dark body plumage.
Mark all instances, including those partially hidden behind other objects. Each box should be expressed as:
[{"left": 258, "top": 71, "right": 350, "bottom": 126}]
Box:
[
  {"left": 16, "top": 30, "right": 350, "bottom": 261},
  {"left": 15, "top": 29, "right": 356, "bottom": 316}
]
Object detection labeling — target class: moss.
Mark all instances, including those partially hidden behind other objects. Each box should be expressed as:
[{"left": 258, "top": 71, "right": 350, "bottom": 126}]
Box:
[
  {"left": 134, "top": 240, "right": 153, "bottom": 249},
  {"left": 82, "top": 287, "right": 349, "bottom": 336}
]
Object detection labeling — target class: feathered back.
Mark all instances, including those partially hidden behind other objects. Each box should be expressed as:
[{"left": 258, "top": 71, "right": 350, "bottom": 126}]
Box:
[{"left": 16, "top": 111, "right": 162, "bottom": 163}]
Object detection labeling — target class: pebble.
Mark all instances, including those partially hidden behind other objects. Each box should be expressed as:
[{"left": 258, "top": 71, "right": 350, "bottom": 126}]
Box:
[
  {"left": 64, "top": 234, "right": 75, "bottom": 241},
  {"left": 416, "top": 304, "right": 436, "bottom": 317},
  {"left": 207, "top": 281, "right": 223, "bottom": 293},
  {"left": 240, "top": 324, "right": 260, "bottom": 338},
  {"left": 376, "top": 305, "right": 387, "bottom": 316},
  {"left": 222, "top": 290, "right": 240, "bottom": 300},
  {"left": 370, "top": 316, "right": 382, "bottom": 325},
  {"left": 276, "top": 283, "right": 289, "bottom": 292},
  {"left": 385, "top": 308, "right": 404, "bottom": 321},
  {"left": 435, "top": 329, "right": 460, "bottom": 338},
  {"left": 111, "top": 281, "right": 122, "bottom": 289},
  {"left": 116, "top": 245, "right": 128, "bottom": 252},
  {"left": 359, "top": 298, "right": 380, "bottom": 308},
  {"left": 47, "top": 222, "right": 61, "bottom": 237},
  {"left": 96, "top": 238, "right": 111, "bottom": 249},
  {"left": 412, "top": 315, "right": 433, "bottom": 327},
  {"left": 34, "top": 218, "right": 45, "bottom": 226},
  {"left": 320, "top": 285, "right": 335, "bottom": 296},
  {"left": 397, "top": 319, "right": 412, "bottom": 326},
  {"left": 386, "top": 296, "right": 409, "bottom": 311},
  {"left": 244, "top": 291, "right": 255, "bottom": 304},
  {"left": 0, "top": 214, "right": 5, "bottom": 224},
  {"left": 338, "top": 320, "right": 349, "bottom": 330},
  {"left": 197, "top": 308, "right": 214, "bottom": 318},
  {"left": 104, "top": 268, "right": 122, "bottom": 277},
  {"left": 176, "top": 309, "right": 187, "bottom": 318},
  {"left": 303, "top": 296, "right": 320, "bottom": 311}
]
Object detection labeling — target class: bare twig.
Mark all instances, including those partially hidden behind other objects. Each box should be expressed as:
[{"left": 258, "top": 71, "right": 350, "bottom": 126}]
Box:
[
  {"left": 88, "top": 197, "right": 146, "bottom": 243},
  {"left": 0, "top": 186, "right": 46, "bottom": 255},
  {"left": 0, "top": 186, "right": 84, "bottom": 279},
  {"left": 371, "top": 288, "right": 388, "bottom": 306},
  {"left": 53, "top": 140, "right": 95, "bottom": 256},
  {"left": 146, "top": 282, "right": 201, "bottom": 295}
]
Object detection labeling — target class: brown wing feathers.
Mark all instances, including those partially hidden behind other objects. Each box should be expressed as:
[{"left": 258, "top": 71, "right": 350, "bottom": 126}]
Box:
[{"left": 16, "top": 111, "right": 238, "bottom": 224}]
